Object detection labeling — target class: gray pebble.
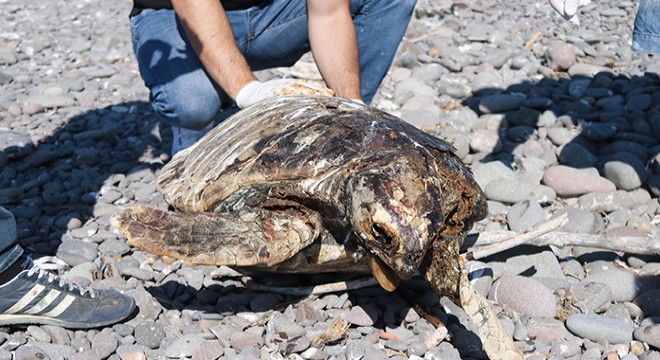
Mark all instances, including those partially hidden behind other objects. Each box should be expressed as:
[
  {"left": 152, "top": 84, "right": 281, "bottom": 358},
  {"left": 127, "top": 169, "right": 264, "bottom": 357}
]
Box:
[
  {"left": 550, "top": 338, "right": 581, "bottom": 358},
  {"left": 634, "top": 324, "right": 660, "bottom": 349},
  {"left": 557, "top": 207, "right": 596, "bottom": 234},
  {"left": 90, "top": 332, "right": 118, "bottom": 359},
  {"left": 134, "top": 321, "right": 165, "bottom": 349},
  {"left": 506, "top": 199, "right": 545, "bottom": 232},
  {"left": 488, "top": 275, "right": 557, "bottom": 318},
  {"left": 112, "top": 324, "right": 135, "bottom": 336},
  {"left": 579, "top": 189, "right": 652, "bottom": 213},
  {"left": 485, "top": 178, "right": 556, "bottom": 204},
  {"left": 602, "top": 152, "right": 648, "bottom": 190},
  {"left": 569, "top": 281, "right": 612, "bottom": 313},
  {"left": 24, "top": 94, "right": 76, "bottom": 108},
  {"left": 33, "top": 342, "right": 77, "bottom": 359},
  {"left": 164, "top": 334, "right": 205, "bottom": 358},
  {"left": 26, "top": 326, "right": 51, "bottom": 343},
  {"left": 71, "top": 337, "right": 91, "bottom": 352},
  {"left": 120, "top": 267, "right": 154, "bottom": 281},
  {"left": 565, "top": 314, "right": 634, "bottom": 344},
  {"left": 471, "top": 161, "right": 517, "bottom": 190},
  {"left": 585, "top": 269, "right": 643, "bottom": 302},
  {"left": 342, "top": 305, "right": 378, "bottom": 327},
  {"left": 98, "top": 239, "right": 130, "bottom": 256},
  {"left": 279, "top": 335, "right": 310, "bottom": 354},
  {"left": 547, "top": 127, "right": 580, "bottom": 146},
  {"left": 503, "top": 251, "right": 565, "bottom": 279},
  {"left": 56, "top": 240, "right": 98, "bottom": 264},
  {"left": 41, "top": 326, "right": 70, "bottom": 346},
  {"left": 513, "top": 322, "right": 528, "bottom": 341},
  {"left": 230, "top": 332, "right": 264, "bottom": 352},
  {"left": 14, "top": 345, "right": 48, "bottom": 360}
]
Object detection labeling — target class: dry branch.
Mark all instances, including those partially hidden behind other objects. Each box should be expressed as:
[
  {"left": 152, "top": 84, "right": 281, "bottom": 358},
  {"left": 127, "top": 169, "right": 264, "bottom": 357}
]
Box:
[
  {"left": 310, "top": 319, "right": 349, "bottom": 348},
  {"left": 465, "top": 213, "right": 569, "bottom": 259},
  {"left": 244, "top": 277, "right": 378, "bottom": 296},
  {"left": 466, "top": 213, "right": 660, "bottom": 258}
]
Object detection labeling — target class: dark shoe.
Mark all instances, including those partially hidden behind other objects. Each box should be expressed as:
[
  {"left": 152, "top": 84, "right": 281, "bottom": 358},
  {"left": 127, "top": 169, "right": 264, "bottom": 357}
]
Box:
[{"left": 0, "top": 257, "right": 135, "bottom": 328}]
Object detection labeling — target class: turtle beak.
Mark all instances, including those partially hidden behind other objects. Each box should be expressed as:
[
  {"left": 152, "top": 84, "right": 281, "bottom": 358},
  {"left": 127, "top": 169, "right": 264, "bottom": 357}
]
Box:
[{"left": 368, "top": 255, "right": 401, "bottom": 291}]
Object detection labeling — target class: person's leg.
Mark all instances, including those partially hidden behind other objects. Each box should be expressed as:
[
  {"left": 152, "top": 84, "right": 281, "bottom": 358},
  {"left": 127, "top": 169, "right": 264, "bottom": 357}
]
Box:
[
  {"left": 130, "top": 8, "right": 231, "bottom": 131},
  {"left": 230, "top": 0, "right": 309, "bottom": 70},
  {"left": 632, "top": 0, "right": 660, "bottom": 54},
  {"left": 240, "top": 0, "right": 417, "bottom": 104},
  {"left": 131, "top": 0, "right": 417, "bottom": 125},
  {"left": 0, "top": 207, "right": 24, "bottom": 276},
  {"left": 350, "top": 0, "right": 417, "bottom": 104}
]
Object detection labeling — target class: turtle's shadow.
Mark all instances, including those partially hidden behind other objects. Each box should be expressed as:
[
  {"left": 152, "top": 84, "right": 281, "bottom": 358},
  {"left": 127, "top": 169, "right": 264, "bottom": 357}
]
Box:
[
  {"left": 145, "top": 272, "right": 489, "bottom": 358},
  {"left": 1, "top": 100, "right": 168, "bottom": 259}
]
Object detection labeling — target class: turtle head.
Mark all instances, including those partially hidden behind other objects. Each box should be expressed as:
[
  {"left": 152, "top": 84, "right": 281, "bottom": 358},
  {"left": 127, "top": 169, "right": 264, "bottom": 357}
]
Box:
[{"left": 347, "top": 158, "right": 443, "bottom": 291}]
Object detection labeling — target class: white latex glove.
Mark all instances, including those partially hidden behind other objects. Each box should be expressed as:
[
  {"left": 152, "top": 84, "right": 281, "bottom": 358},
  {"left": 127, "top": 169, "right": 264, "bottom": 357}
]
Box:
[
  {"left": 549, "top": 0, "right": 591, "bottom": 25},
  {"left": 235, "top": 79, "right": 334, "bottom": 108}
]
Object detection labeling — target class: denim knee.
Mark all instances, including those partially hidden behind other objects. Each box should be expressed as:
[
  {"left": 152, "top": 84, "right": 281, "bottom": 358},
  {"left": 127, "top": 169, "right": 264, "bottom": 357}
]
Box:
[
  {"left": 150, "top": 80, "right": 225, "bottom": 130},
  {"left": 361, "top": 0, "right": 417, "bottom": 16},
  {"left": 393, "top": 0, "right": 417, "bottom": 14}
]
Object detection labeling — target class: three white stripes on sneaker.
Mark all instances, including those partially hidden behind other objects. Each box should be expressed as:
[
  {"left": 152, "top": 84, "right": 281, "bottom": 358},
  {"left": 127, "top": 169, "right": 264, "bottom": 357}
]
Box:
[{"left": 4, "top": 284, "right": 75, "bottom": 317}]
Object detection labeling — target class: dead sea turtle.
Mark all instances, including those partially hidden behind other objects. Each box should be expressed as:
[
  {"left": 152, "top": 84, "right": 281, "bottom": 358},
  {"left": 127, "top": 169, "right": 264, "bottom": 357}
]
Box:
[{"left": 113, "top": 95, "right": 521, "bottom": 358}]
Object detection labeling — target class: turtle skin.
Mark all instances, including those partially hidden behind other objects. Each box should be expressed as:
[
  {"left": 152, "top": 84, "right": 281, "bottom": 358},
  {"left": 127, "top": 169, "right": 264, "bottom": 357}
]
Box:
[{"left": 113, "top": 95, "right": 487, "bottom": 301}]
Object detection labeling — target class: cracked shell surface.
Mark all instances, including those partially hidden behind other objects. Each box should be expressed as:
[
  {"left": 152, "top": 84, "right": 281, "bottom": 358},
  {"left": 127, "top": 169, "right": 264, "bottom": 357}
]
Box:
[{"left": 113, "top": 95, "right": 487, "bottom": 285}]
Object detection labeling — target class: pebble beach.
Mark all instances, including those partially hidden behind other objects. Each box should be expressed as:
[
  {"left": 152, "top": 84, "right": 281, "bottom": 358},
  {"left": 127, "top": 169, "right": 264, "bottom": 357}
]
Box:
[{"left": 0, "top": 0, "right": 659, "bottom": 359}]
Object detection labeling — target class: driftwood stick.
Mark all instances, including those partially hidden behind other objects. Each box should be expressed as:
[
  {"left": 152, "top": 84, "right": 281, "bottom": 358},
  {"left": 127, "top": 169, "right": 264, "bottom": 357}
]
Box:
[
  {"left": 523, "top": 31, "right": 542, "bottom": 49},
  {"left": 465, "top": 213, "right": 569, "bottom": 260},
  {"left": 524, "top": 232, "right": 660, "bottom": 256},
  {"left": 466, "top": 213, "right": 660, "bottom": 258},
  {"left": 310, "top": 319, "right": 350, "bottom": 348},
  {"left": 245, "top": 277, "right": 378, "bottom": 296}
]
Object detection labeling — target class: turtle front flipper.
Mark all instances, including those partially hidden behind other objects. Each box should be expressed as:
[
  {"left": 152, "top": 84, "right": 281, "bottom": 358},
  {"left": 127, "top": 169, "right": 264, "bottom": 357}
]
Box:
[
  {"left": 420, "top": 233, "right": 462, "bottom": 304},
  {"left": 420, "top": 235, "right": 523, "bottom": 359},
  {"left": 457, "top": 256, "right": 523, "bottom": 360},
  {"left": 112, "top": 204, "right": 322, "bottom": 267}
]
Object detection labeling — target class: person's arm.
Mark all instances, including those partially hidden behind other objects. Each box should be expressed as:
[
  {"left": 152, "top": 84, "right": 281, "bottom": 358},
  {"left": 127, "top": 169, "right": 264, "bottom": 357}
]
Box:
[
  {"left": 307, "top": 0, "right": 361, "bottom": 100},
  {"left": 171, "top": 0, "right": 255, "bottom": 100}
]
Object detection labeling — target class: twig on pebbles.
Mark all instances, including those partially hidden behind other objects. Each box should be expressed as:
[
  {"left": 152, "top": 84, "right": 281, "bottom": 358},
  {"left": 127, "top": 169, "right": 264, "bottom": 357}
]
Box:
[
  {"left": 524, "top": 31, "right": 542, "bottom": 49},
  {"left": 244, "top": 277, "right": 379, "bottom": 296},
  {"left": 310, "top": 319, "right": 350, "bottom": 348},
  {"left": 466, "top": 211, "right": 660, "bottom": 258},
  {"left": 465, "top": 213, "right": 569, "bottom": 259}
]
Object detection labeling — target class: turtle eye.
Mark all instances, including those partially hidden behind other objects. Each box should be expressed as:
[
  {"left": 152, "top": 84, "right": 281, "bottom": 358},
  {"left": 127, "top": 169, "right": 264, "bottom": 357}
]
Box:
[{"left": 372, "top": 224, "right": 395, "bottom": 252}]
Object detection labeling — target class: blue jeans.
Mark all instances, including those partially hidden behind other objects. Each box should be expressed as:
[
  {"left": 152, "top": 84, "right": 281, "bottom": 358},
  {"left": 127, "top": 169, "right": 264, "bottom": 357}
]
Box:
[
  {"left": 633, "top": 0, "right": 660, "bottom": 54},
  {"left": 0, "top": 207, "right": 24, "bottom": 274},
  {"left": 130, "top": 0, "right": 416, "bottom": 130}
]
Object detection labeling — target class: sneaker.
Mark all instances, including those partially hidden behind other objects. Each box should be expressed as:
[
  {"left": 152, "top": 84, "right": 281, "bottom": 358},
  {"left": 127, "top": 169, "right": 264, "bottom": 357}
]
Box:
[
  {"left": 0, "top": 257, "right": 135, "bottom": 329},
  {"left": 171, "top": 123, "right": 214, "bottom": 156}
]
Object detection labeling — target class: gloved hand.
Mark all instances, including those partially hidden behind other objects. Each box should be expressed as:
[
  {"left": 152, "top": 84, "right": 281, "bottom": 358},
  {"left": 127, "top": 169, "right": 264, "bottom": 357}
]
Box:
[
  {"left": 235, "top": 79, "right": 334, "bottom": 109},
  {"left": 549, "top": 0, "right": 591, "bottom": 25}
]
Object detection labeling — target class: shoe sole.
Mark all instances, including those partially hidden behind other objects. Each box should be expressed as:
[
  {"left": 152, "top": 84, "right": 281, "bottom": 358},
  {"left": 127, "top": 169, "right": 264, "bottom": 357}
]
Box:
[{"left": 0, "top": 304, "right": 136, "bottom": 329}]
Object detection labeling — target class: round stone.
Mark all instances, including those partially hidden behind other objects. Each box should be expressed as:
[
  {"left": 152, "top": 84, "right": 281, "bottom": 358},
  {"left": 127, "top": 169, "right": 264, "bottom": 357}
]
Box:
[
  {"left": 488, "top": 275, "right": 557, "bottom": 318},
  {"left": 565, "top": 314, "right": 634, "bottom": 344}
]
